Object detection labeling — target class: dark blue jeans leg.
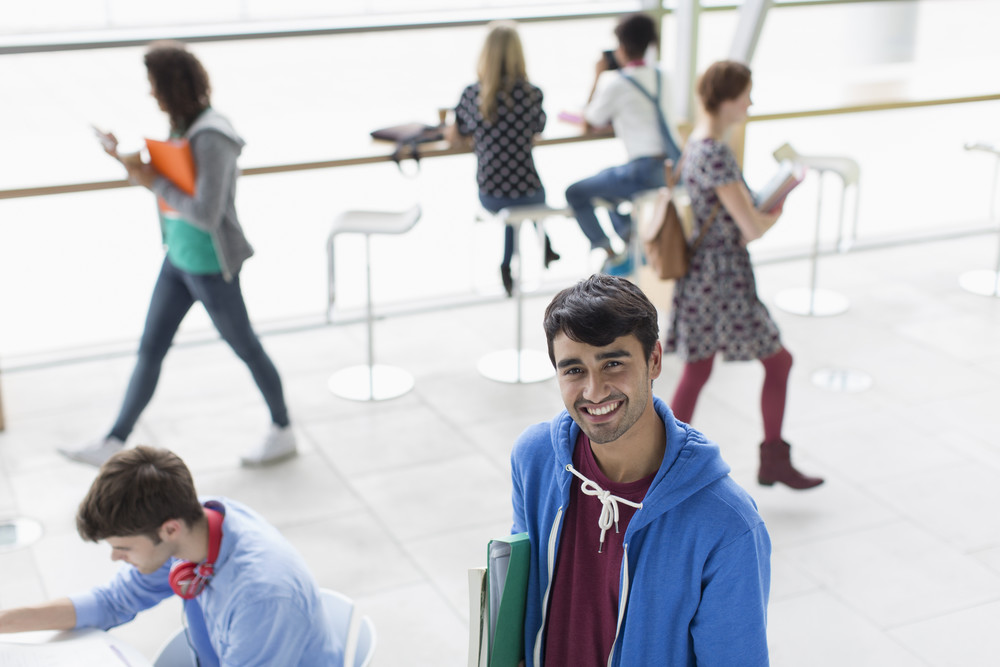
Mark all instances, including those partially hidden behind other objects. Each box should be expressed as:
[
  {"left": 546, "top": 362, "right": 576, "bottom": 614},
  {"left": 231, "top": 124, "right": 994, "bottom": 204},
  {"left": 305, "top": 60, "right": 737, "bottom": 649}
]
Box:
[
  {"left": 109, "top": 259, "right": 194, "bottom": 441},
  {"left": 566, "top": 157, "right": 666, "bottom": 249},
  {"left": 186, "top": 270, "right": 290, "bottom": 428}
]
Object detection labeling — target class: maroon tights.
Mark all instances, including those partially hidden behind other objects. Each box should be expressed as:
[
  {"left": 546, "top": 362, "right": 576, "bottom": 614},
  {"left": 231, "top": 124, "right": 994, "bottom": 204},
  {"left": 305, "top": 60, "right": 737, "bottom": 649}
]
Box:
[{"left": 670, "top": 347, "right": 793, "bottom": 443}]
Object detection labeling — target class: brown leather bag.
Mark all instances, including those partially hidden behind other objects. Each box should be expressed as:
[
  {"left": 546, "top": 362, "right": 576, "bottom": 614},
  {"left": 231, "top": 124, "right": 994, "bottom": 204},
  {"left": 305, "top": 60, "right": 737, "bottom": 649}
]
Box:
[{"left": 642, "top": 189, "right": 720, "bottom": 281}]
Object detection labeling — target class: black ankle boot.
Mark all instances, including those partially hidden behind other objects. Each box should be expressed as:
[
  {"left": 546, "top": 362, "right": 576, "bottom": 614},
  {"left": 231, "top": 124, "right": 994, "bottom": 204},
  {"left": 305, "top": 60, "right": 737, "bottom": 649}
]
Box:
[
  {"left": 500, "top": 265, "right": 513, "bottom": 297},
  {"left": 543, "top": 235, "right": 560, "bottom": 268}
]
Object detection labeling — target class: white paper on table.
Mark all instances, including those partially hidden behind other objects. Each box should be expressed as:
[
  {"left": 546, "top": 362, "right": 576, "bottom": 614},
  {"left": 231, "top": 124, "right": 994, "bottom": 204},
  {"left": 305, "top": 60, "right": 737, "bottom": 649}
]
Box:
[{"left": 0, "top": 630, "right": 137, "bottom": 666}]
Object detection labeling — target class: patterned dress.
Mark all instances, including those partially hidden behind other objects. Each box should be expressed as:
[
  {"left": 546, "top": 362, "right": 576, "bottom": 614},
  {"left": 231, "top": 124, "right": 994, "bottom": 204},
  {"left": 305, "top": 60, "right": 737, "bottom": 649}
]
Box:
[
  {"left": 663, "top": 138, "right": 782, "bottom": 362},
  {"left": 454, "top": 80, "right": 545, "bottom": 197}
]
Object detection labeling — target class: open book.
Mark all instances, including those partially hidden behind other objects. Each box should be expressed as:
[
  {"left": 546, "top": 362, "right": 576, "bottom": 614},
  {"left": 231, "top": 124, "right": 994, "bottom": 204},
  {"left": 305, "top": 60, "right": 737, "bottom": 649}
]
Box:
[
  {"left": 756, "top": 159, "right": 806, "bottom": 213},
  {"left": 468, "top": 567, "right": 489, "bottom": 667}
]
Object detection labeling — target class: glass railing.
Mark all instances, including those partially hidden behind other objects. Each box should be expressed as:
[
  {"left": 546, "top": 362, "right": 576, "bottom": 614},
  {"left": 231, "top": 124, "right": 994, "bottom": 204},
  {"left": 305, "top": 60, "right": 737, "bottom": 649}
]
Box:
[{"left": 2, "top": 0, "right": 997, "bottom": 366}]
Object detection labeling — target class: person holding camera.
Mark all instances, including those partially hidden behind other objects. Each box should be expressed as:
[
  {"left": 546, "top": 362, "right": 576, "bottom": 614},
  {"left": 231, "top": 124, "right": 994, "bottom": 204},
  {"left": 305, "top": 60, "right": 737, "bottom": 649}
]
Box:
[{"left": 565, "top": 12, "right": 683, "bottom": 275}]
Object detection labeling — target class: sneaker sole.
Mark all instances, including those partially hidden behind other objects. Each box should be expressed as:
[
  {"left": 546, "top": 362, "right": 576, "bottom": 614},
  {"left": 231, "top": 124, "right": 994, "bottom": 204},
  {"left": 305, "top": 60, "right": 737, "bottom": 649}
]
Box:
[
  {"left": 240, "top": 448, "right": 298, "bottom": 468},
  {"left": 57, "top": 449, "right": 117, "bottom": 467}
]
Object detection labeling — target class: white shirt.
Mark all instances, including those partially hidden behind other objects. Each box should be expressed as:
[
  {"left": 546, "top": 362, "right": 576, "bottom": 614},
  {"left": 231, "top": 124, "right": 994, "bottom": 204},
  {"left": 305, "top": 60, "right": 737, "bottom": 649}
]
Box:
[{"left": 584, "top": 64, "right": 682, "bottom": 161}]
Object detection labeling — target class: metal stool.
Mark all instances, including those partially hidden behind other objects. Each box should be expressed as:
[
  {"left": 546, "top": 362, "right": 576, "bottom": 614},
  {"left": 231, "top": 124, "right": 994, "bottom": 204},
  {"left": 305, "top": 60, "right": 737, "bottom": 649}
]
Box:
[
  {"left": 477, "top": 203, "right": 568, "bottom": 384},
  {"left": 326, "top": 205, "right": 421, "bottom": 401},
  {"left": 593, "top": 188, "right": 661, "bottom": 275},
  {"left": 961, "top": 141, "right": 1000, "bottom": 297},
  {"left": 771, "top": 142, "right": 859, "bottom": 317}
]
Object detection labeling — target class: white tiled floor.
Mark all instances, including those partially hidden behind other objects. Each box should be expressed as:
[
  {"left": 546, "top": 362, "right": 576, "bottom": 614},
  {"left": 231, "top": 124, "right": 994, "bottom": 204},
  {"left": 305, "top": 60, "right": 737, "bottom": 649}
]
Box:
[{"left": 2, "top": 235, "right": 1000, "bottom": 666}]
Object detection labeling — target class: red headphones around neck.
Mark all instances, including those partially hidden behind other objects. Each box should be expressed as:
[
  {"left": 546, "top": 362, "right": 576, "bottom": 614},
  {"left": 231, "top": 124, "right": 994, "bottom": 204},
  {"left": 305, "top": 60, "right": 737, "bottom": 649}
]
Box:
[{"left": 169, "top": 507, "right": 224, "bottom": 600}]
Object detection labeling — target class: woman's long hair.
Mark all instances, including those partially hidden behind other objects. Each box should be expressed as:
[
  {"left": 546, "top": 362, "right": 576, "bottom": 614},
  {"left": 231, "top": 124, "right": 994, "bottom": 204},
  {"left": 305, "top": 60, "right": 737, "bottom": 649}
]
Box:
[
  {"left": 476, "top": 22, "right": 528, "bottom": 123},
  {"left": 144, "top": 41, "right": 211, "bottom": 133}
]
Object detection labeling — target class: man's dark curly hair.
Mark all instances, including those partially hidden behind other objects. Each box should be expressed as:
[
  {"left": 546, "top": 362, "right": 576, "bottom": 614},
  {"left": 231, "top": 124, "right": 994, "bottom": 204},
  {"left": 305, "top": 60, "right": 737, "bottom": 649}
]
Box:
[
  {"left": 543, "top": 275, "right": 659, "bottom": 367},
  {"left": 614, "top": 13, "right": 659, "bottom": 61},
  {"left": 144, "top": 41, "right": 211, "bottom": 133},
  {"left": 76, "top": 446, "right": 204, "bottom": 544}
]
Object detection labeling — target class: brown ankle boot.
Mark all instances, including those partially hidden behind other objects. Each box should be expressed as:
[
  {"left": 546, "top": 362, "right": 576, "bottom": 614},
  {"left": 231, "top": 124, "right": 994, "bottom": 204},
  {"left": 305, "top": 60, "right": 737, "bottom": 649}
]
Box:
[{"left": 758, "top": 440, "right": 824, "bottom": 490}]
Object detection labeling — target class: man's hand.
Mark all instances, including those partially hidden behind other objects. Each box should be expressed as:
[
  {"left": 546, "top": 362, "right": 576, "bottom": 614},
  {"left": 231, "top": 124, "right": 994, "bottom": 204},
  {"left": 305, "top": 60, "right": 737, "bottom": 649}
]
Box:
[
  {"left": 0, "top": 598, "right": 77, "bottom": 634},
  {"left": 595, "top": 53, "right": 611, "bottom": 77}
]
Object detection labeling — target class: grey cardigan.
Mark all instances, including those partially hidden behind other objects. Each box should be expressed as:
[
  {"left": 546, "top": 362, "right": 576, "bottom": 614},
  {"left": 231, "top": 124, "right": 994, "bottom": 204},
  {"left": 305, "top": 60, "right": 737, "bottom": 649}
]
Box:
[{"left": 150, "top": 109, "right": 254, "bottom": 281}]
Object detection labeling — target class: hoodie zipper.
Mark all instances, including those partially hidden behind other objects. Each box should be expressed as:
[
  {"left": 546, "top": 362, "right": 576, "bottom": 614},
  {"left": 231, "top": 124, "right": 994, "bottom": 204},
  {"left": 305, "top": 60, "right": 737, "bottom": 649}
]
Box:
[
  {"left": 606, "top": 542, "right": 630, "bottom": 667},
  {"left": 533, "top": 506, "right": 563, "bottom": 667}
]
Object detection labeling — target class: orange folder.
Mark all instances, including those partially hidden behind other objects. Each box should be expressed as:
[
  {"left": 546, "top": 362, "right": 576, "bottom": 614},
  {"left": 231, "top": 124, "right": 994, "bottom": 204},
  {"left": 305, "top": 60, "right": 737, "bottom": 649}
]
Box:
[{"left": 145, "top": 138, "right": 196, "bottom": 195}]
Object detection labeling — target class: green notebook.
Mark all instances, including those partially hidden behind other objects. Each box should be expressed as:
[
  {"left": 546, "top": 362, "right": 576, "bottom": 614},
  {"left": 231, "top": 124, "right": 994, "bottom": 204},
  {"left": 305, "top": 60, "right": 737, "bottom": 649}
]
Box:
[{"left": 487, "top": 532, "right": 530, "bottom": 667}]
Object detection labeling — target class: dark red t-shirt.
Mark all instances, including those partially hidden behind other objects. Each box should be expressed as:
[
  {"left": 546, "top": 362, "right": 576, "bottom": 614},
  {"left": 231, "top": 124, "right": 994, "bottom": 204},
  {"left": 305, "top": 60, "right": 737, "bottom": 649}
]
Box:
[{"left": 543, "top": 433, "right": 655, "bottom": 666}]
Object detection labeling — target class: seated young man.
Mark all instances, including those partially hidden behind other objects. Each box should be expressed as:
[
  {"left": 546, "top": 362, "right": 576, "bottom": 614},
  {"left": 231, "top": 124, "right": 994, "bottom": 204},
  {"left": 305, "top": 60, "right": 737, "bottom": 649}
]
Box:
[
  {"left": 0, "top": 446, "right": 342, "bottom": 666},
  {"left": 566, "top": 13, "right": 684, "bottom": 275},
  {"left": 511, "top": 275, "right": 770, "bottom": 666}
]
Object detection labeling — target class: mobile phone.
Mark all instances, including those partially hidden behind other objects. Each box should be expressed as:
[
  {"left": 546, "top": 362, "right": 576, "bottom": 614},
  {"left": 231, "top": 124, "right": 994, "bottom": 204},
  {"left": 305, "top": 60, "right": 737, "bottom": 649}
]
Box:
[
  {"left": 91, "top": 124, "right": 116, "bottom": 152},
  {"left": 603, "top": 50, "right": 619, "bottom": 70}
]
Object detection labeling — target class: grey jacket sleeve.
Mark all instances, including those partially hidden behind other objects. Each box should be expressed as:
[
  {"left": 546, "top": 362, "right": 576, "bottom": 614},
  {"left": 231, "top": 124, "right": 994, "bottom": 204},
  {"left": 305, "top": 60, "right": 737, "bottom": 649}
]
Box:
[{"left": 151, "top": 130, "right": 238, "bottom": 233}]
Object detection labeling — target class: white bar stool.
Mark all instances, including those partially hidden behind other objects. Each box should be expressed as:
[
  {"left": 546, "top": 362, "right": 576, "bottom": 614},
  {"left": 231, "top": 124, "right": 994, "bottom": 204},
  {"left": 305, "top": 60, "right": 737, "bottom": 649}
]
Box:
[
  {"left": 477, "top": 203, "right": 568, "bottom": 384},
  {"left": 770, "top": 143, "right": 859, "bottom": 317},
  {"left": 961, "top": 141, "right": 1000, "bottom": 297},
  {"left": 326, "top": 205, "right": 421, "bottom": 401}
]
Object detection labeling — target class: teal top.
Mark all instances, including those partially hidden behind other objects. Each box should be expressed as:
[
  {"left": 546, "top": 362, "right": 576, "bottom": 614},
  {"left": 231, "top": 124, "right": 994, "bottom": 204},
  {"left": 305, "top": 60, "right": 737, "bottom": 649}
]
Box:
[
  {"left": 160, "top": 208, "right": 222, "bottom": 274},
  {"left": 156, "top": 127, "right": 221, "bottom": 274},
  {"left": 150, "top": 109, "right": 253, "bottom": 281}
]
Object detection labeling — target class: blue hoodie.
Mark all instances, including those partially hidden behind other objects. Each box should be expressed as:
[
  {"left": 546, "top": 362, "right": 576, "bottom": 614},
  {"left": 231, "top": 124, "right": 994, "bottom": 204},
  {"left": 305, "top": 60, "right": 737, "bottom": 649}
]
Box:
[{"left": 511, "top": 397, "right": 770, "bottom": 666}]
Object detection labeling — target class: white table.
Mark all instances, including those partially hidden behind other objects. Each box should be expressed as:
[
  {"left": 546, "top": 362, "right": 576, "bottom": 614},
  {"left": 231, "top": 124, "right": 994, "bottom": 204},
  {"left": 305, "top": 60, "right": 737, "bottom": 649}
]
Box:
[{"left": 0, "top": 628, "right": 153, "bottom": 666}]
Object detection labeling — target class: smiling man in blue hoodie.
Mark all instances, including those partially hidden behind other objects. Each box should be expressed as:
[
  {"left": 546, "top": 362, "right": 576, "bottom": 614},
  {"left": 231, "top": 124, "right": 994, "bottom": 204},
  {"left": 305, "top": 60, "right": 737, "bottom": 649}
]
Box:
[{"left": 511, "top": 274, "right": 770, "bottom": 666}]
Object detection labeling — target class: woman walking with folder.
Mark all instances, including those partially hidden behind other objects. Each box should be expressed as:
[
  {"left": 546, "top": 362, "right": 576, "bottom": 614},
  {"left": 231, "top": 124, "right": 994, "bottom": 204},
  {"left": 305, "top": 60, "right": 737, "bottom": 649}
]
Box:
[
  {"left": 61, "top": 41, "right": 296, "bottom": 468},
  {"left": 663, "top": 60, "right": 823, "bottom": 490}
]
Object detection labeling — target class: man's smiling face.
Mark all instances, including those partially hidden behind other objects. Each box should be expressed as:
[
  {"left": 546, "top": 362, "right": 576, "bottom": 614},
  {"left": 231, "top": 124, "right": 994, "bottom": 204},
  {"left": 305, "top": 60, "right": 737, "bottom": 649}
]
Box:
[{"left": 552, "top": 332, "right": 660, "bottom": 445}]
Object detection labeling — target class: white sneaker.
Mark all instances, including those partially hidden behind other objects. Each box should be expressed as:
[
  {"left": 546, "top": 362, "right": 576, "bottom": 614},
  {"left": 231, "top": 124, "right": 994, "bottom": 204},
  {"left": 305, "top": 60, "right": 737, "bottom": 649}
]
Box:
[
  {"left": 241, "top": 425, "right": 298, "bottom": 467},
  {"left": 58, "top": 435, "right": 126, "bottom": 467}
]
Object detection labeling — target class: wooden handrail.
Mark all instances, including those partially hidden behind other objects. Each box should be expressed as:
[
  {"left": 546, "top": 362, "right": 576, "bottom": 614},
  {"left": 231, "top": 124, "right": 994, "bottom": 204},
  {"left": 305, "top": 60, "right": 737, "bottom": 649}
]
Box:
[
  {"left": 748, "top": 92, "right": 1000, "bottom": 123},
  {"left": 0, "top": 128, "right": 614, "bottom": 201},
  {"left": 4, "top": 92, "right": 997, "bottom": 202}
]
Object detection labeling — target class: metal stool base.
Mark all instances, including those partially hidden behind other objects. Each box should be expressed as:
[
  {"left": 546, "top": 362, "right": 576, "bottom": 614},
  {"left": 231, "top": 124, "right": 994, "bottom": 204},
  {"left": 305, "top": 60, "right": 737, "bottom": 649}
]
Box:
[
  {"left": 328, "top": 365, "right": 414, "bottom": 401},
  {"left": 477, "top": 349, "right": 554, "bottom": 384},
  {"left": 958, "top": 269, "right": 1000, "bottom": 297},
  {"left": 0, "top": 517, "right": 44, "bottom": 553},
  {"left": 774, "top": 287, "right": 850, "bottom": 317},
  {"left": 811, "top": 367, "right": 873, "bottom": 393}
]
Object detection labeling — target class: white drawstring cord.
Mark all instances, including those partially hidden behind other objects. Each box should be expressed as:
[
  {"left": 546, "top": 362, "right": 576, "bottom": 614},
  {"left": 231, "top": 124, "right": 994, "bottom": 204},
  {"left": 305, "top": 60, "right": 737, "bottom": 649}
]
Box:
[{"left": 566, "top": 464, "right": 643, "bottom": 553}]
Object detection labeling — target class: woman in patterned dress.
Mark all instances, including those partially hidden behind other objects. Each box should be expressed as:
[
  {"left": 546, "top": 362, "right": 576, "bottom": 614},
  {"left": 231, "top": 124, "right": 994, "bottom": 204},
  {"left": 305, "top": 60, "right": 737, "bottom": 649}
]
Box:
[
  {"left": 446, "top": 21, "right": 559, "bottom": 297},
  {"left": 663, "top": 60, "right": 823, "bottom": 490}
]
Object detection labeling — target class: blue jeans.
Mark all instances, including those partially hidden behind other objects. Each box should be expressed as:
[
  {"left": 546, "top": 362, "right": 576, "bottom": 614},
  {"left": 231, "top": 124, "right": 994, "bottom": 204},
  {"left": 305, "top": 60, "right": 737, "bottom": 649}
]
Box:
[
  {"left": 479, "top": 188, "right": 547, "bottom": 268},
  {"left": 565, "top": 156, "right": 665, "bottom": 251},
  {"left": 109, "top": 258, "right": 289, "bottom": 440}
]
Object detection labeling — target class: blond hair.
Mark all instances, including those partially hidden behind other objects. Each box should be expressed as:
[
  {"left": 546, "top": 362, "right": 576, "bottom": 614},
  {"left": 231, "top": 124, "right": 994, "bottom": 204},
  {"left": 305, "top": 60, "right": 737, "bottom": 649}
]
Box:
[{"left": 476, "top": 22, "right": 528, "bottom": 123}]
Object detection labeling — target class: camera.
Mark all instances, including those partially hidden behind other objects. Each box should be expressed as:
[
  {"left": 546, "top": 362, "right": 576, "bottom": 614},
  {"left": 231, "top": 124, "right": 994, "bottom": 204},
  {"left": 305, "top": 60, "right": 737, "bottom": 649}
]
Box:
[{"left": 603, "top": 50, "right": 619, "bottom": 70}]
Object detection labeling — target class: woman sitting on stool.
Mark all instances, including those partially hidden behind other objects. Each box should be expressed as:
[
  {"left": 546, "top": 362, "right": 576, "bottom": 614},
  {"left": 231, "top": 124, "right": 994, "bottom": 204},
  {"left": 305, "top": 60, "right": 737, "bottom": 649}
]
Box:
[{"left": 446, "top": 21, "right": 559, "bottom": 297}]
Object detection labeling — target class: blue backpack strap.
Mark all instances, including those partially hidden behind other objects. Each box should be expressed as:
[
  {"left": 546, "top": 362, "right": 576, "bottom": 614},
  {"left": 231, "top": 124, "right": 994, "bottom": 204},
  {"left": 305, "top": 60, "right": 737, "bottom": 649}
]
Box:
[{"left": 618, "top": 69, "right": 682, "bottom": 162}]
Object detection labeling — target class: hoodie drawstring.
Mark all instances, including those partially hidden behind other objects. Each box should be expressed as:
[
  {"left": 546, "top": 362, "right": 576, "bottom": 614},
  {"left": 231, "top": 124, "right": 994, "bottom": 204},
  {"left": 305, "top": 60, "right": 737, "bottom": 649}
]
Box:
[{"left": 566, "top": 464, "right": 643, "bottom": 553}]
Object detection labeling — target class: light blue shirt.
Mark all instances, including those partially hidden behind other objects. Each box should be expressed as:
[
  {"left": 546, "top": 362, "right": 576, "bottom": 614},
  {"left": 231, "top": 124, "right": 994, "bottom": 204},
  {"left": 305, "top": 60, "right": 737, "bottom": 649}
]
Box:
[{"left": 71, "top": 497, "right": 342, "bottom": 666}]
